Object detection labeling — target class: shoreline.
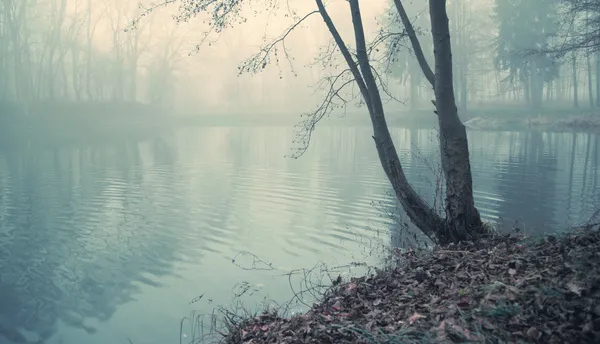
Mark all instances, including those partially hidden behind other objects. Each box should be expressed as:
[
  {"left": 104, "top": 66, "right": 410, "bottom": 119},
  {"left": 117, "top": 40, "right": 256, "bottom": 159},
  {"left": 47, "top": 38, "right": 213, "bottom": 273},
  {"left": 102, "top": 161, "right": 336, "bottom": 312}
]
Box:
[
  {"left": 1, "top": 102, "right": 599, "bottom": 148},
  {"left": 217, "top": 228, "right": 600, "bottom": 344}
]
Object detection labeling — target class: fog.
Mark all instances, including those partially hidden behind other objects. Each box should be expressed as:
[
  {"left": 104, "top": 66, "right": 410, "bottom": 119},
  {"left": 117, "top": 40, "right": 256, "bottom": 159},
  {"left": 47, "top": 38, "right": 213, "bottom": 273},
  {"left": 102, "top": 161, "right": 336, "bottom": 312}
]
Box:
[
  {"left": 2, "top": 1, "right": 600, "bottom": 343},
  {"left": 2, "top": 0, "right": 398, "bottom": 115},
  {"left": 4, "top": 0, "right": 594, "bottom": 118}
]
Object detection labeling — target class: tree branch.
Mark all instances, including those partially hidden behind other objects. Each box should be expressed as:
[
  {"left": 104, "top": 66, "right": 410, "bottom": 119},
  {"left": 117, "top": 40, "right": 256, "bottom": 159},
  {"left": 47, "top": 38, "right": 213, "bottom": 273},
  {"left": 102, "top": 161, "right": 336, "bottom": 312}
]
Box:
[
  {"left": 291, "top": 68, "right": 357, "bottom": 158},
  {"left": 238, "top": 10, "right": 319, "bottom": 75},
  {"left": 315, "top": 0, "right": 372, "bottom": 113},
  {"left": 129, "top": 0, "right": 177, "bottom": 29},
  {"left": 349, "top": 0, "right": 384, "bottom": 113},
  {"left": 371, "top": 65, "right": 406, "bottom": 105},
  {"left": 391, "top": 0, "right": 435, "bottom": 87}
]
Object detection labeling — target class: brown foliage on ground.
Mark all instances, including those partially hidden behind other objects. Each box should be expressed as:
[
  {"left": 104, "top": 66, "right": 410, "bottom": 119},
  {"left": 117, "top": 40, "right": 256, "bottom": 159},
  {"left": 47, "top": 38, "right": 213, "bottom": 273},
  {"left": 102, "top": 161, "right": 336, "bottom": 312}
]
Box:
[{"left": 223, "top": 229, "right": 600, "bottom": 343}]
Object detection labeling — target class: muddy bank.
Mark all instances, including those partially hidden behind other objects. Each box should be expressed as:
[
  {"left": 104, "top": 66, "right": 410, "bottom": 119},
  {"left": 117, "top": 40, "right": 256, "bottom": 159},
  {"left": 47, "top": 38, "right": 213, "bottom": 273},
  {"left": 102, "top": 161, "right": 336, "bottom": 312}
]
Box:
[{"left": 223, "top": 228, "right": 600, "bottom": 343}]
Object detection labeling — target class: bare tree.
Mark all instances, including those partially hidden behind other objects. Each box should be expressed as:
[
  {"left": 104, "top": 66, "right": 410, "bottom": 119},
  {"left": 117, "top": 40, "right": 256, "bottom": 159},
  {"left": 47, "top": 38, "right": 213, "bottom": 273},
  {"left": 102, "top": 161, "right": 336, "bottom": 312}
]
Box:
[
  {"left": 43, "top": 0, "right": 68, "bottom": 100},
  {"left": 573, "top": 52, "right": 579, "bottom": 108},
  {"left": 393, "top": 0, "right": 483, "bottom": 240},
  {"left": 63, "top": 5, "right": 88, "bottom": 101},
  {"left": 1, "top": 0, "right": 33, "bottom": 102},
  {"left": 145, "top": 22, "right": 189, "bottom": 106},
  {"left": 596, "top": 53, "right": 600, "bottom": 106},
  {"left": 142, "top": 0, "right": 484, "bottom": 244},
  {"left": 551, "top": 0, "right": 600, "bottom": 56},
  {"left": 383, "top": 0, "right": 433, "bottom": 110},
  {"left": 84, "top": 0, "right": 102, "bottom": 100},
  {"left": 587, "top": 52, "right": 594, "bottom": 107}
]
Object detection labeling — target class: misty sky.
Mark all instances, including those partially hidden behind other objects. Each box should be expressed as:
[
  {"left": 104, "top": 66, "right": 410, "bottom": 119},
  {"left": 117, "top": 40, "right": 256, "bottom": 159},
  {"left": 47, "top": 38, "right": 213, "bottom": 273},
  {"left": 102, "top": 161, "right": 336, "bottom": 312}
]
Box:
[
  {"left": 163, "top": 0, "right": 395, "bottom": 113},
  {"left": 65, "top": 0, "right": 418, "bottom": 113},
  {"left": 8, "top": 0, "right": 501, "bottom": 115}
]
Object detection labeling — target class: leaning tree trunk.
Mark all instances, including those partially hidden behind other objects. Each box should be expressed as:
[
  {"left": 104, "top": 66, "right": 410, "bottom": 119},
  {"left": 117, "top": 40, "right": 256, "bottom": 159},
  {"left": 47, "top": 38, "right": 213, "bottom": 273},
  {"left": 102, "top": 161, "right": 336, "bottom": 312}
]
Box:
[
  {"left": 394, "top": 0, "right": 482, "bottom": 242},
  {"left": 315, "top": 0, "right": 445, "bottom": 241},
  {"left": 429, "top": 0, "right": 483, "bottom": 241}
]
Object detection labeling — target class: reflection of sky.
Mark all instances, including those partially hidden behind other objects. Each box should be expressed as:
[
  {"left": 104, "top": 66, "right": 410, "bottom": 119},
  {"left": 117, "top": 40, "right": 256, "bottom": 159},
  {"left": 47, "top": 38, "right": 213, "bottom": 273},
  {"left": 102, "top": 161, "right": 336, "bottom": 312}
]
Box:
[{"left": 0, "top": 127, "right": 598, "bottom": 344}]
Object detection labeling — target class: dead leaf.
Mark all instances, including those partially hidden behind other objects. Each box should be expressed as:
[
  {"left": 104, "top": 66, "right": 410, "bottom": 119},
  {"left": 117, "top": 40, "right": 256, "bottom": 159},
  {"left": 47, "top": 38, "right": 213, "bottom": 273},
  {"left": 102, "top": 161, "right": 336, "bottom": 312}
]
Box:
[
  {"left": 408, "top": 312, "right": 425, "bottom": 324},
  {"left": 566, "top": 282, "right": 582, "bottom": 296},
  {"left": 526, "top": 327, "right": 540, "bottom": 340},
  {"left": 224, "top": 231, "right": 600, "bottom": 344},
  {"left": 321, "top": 314, "right": 332, "bottom": 321},
  {"left": 438, "top": 319, "right": 482, "bottom": 341},
  {"left": 331, "top": 300, "right": 342, "bottom": 311}
]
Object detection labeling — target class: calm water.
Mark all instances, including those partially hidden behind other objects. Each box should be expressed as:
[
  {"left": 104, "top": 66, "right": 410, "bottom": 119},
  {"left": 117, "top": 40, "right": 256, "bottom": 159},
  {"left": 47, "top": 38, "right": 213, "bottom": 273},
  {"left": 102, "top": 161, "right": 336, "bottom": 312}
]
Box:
[{"left": 0, "top": 126, "right": 598, "bottom": 343}]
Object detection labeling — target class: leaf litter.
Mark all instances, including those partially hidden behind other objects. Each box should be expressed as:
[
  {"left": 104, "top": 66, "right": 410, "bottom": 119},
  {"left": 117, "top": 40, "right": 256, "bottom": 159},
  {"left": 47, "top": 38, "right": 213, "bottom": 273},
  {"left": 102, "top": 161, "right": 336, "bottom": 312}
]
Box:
[{"left": 222, "top": 229, "right": 600, "bottom": 343}]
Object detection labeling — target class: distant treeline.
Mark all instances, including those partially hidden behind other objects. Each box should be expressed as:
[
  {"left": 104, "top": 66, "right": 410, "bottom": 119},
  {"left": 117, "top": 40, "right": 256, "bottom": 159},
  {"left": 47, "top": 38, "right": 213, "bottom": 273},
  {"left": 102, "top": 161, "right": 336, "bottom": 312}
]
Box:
[{"left": 0, "top": 101, "right": 166, "bottom": 118}]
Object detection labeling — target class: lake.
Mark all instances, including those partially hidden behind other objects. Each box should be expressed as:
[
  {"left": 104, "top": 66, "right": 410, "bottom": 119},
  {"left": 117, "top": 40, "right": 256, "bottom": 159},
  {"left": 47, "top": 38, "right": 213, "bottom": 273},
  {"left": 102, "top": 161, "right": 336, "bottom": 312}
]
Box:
[{"left": 0, "top": 125, "right": 598, "bottom": 344}]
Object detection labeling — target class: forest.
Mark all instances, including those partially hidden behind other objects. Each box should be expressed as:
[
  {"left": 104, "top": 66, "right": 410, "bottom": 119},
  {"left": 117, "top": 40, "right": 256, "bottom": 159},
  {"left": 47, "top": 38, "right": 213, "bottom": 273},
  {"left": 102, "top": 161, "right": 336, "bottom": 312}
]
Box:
[
  {"left": 0, "top": 0, "right": 599, "bottom": 116},
  {"left": 387, "top": 0, "right": 600, "bottom": 112},
  {"left": 0, "top": 0, "right": 188, "bottom": 114}
]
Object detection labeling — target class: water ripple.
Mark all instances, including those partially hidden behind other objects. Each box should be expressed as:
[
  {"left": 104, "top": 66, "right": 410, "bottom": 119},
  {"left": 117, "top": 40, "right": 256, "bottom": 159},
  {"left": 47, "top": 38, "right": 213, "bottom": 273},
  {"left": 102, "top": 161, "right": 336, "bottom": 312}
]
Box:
[{"left": 0, "top": 127, "right": 597, "bottom": 344}]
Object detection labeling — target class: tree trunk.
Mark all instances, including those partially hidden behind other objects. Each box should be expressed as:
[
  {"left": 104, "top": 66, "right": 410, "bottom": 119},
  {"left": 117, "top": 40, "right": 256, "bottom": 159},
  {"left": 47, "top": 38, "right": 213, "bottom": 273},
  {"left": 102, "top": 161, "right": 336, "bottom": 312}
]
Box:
[
  {"left": 6, "top": 1, "right": 29, "bottom": 102},
  {"left": 71, "top": 48, "right": 82, "bottom": 100},
  {"left": 587, "top": 53, "right": 594, "bottom": 108},
  {"left": 409, "top": 69, "right": 419, "bottom": 110},
  {"left": 530, "top": 73, "right": 536, "bottom": 108},
  {"left": 0, "top": 16, "right": 6, "bottom": 100},
  {"left": 573, "top": 53, "right": 579, "bottom": 108},
  {"left": 130, "top": 57, "right": 138, "bottom": 101},
  {"left": 530, "top": 61, "right": 544, "bottom": 109},
  {"left": 523, "top": 75, "right": 531, "bottom": 105},
  {"left": 59, "top": 55, "right": 69, "bottom": 99},
  {"left": 558, "top": 64, "right": 565, "bottom": 102},
  {"left": 85, "top": 0, "right": 97, "bottom": 100},
  {"left": 316, "top": 0, "right": 445, "bottom": 241},
  {"left": 428, "top": 0, "right": 482, "bottom": 241},
  {"left": 452, "top": 0, "right": 468, "bottom": 114},
  {"left": 460, "top": 70, "right": 467, "bottom": 113},
  {"left": 86, "top": 0, "right": 93, "bottom": 99},
  {"left": 596, "top": 53, "right": 600, "bottom": 108}
]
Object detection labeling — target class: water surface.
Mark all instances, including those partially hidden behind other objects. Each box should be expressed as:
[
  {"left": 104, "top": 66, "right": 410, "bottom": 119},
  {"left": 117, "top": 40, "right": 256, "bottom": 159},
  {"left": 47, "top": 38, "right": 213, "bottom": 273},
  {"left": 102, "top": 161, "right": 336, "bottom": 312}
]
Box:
[{"left": 0, "top": 126, "right": 598, "bottom": 343}]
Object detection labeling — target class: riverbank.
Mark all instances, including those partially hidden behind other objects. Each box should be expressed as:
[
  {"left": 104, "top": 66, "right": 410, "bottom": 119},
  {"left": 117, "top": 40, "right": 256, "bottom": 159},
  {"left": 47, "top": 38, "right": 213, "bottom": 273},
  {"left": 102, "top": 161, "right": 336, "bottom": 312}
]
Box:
[
  {"left": 527, "top": 115, "right": 600, "bottom": 132},
  {"left": 463, "top": 114, "right": 600, "bottom": 132},
  {"left": 326, "top": 105, "right": 600, "bottom": 131},
  {"left": 2, "top": 101, "right": 599, "bottom": 148},
  {"left": 0, "top": 101, "right": 174, "bottom": 147},
  {"left": 221, "top": 228, "right": 600, "bottom": 343},
  {"left": 458, "top": 105, "right": 600, "bottom": 132}
]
